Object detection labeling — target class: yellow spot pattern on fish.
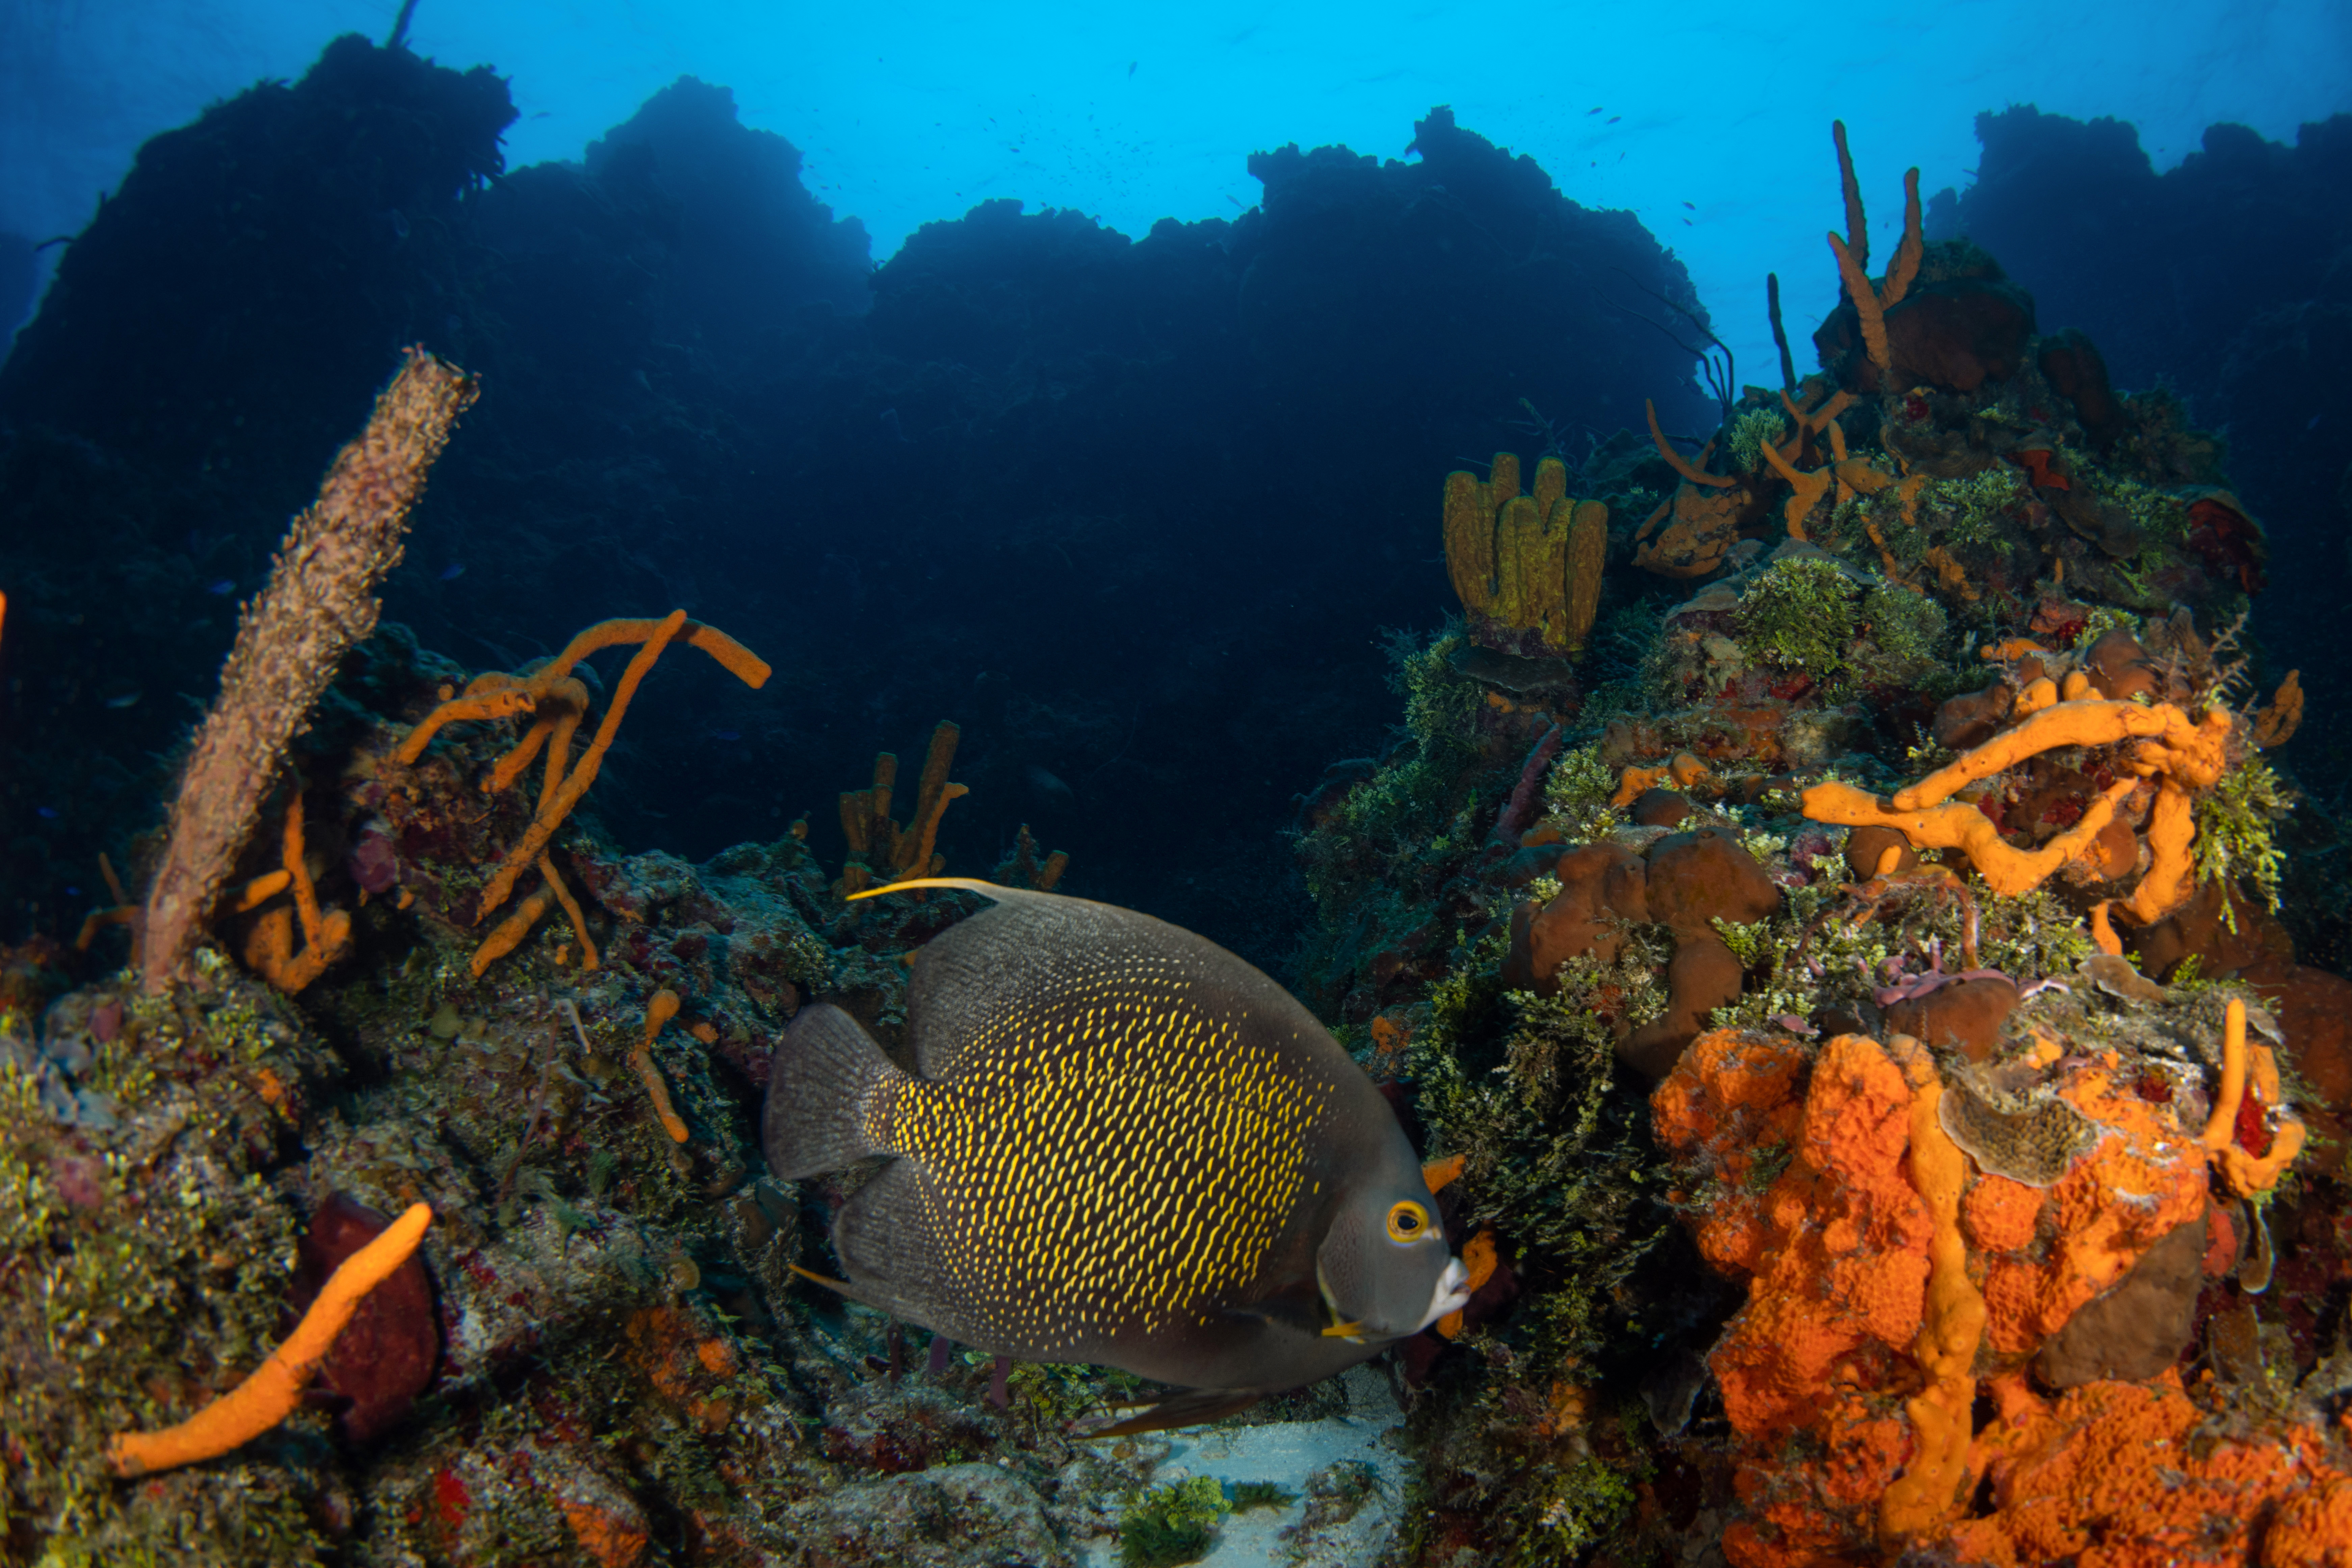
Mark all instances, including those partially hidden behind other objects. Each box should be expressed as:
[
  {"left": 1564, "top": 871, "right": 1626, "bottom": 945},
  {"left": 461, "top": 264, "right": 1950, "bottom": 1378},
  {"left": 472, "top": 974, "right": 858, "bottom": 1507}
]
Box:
[{"left": 872, "top": 955, "right": 1327, "bottom": 1356}]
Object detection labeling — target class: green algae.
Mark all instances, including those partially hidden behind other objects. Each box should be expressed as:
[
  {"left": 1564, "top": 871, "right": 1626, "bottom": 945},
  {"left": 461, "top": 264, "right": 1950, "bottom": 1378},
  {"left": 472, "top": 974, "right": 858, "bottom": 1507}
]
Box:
[{"left": 1118, "top": 1474, "right": 1231, "bottom": 1567}]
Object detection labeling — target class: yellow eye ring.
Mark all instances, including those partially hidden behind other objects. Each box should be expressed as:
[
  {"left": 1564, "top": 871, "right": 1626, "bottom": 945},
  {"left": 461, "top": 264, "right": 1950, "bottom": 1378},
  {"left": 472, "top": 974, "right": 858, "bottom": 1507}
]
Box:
[{"left": 1386, "top": 1201, "right": 1430, "bottom": 1244}]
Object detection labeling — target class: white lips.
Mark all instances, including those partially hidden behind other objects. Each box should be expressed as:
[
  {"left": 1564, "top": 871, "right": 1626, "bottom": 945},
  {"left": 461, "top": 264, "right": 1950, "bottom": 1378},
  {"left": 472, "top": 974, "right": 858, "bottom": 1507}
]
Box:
[{"left": 1409, "top": 1255, "right": 1474, "bottom": 1334}]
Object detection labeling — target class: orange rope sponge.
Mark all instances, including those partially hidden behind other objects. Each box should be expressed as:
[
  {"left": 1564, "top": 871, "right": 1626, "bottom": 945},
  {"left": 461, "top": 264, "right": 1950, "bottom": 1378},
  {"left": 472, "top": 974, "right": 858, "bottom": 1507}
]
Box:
[
  {"left": 107, "top": 1202, "right": 433, "bottom": 1476},
  {"left": 1892, "top": 699, "right": 2229, "bottom": 811},
  {"left": 1803, "top": 777, "right": 2134, "bottom": 898},
  {"left": 1879, "top": 1040, "right": 1986, "bottom": 1547},
  {"left": 632, "top": 989, "right": 689, "bottom": 1143}
]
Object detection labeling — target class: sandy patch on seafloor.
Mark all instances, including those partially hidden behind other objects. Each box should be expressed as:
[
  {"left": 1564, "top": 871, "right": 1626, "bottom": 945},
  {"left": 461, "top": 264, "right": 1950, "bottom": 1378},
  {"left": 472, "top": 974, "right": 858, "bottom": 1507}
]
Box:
[{"left": 1078, "top": 1364, "right": 1411, "bottom": 1568}]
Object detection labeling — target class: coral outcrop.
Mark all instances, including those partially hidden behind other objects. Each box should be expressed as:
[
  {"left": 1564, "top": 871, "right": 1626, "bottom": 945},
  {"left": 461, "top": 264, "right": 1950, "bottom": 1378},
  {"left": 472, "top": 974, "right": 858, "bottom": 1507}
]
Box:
[{"left": 1294, "top": 117, "right": 2351, "bottom": 1568}]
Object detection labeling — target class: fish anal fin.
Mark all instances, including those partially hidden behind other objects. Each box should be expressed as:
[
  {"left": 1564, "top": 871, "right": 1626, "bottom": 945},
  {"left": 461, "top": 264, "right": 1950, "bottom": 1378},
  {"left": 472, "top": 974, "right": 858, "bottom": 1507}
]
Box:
[
  {"left": 833, "top": 1158, "right": 980, "bottom": 1345},
  {"left": 1077, "top": 1388, "right": 1265, "bottom": 1439}
]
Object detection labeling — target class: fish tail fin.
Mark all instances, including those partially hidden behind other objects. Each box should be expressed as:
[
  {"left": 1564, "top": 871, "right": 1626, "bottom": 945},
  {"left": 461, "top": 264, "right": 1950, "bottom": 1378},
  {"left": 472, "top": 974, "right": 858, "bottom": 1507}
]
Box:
[{"left": 762, "top": 1003, "right": 904, "bottom": 1178}]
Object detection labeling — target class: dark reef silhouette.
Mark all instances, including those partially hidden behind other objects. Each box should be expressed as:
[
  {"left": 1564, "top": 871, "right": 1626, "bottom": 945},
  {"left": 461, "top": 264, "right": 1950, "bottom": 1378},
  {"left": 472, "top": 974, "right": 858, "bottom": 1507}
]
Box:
[{"left": 0, "top": 35, "right": 1711, "bottom": 963}]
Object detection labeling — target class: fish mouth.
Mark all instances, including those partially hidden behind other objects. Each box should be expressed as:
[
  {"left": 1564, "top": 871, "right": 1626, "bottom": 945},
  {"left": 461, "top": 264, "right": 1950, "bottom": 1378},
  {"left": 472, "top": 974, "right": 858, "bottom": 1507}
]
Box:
[{"left": 1408, "top": 1256, "right": 1473, "bottom": 1335}]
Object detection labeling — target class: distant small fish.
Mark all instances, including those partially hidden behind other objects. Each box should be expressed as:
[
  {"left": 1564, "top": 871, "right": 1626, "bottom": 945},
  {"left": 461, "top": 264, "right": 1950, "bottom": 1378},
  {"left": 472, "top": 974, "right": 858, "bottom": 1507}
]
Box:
[
  {"left": 439, "top": 563, "right": 466, "bottom": 581},
  {"left": 531, "top": 110, "right": 551, "bottom": 119},
  {"left": 766, "top": 883, "right": 1467, "bottom": 1435},
  {"left": 103, "top": 691, "right": 141, "bottom": 709},
  {"left": 1608, "top": 115, "right": 1621, "bottom": 124},
  {"left": 2309, "top": 414, "right": 2324, "bottom": 430},
  {"left": 36, "top": 807, "right": 57, "bottom": 819},
  {"left": 1681, "top": 201, "right": 1696, "bottom": 210},
  {"left": 1588, "top": 106, "right": 1602, "bottom": 115},
  {"left": 1128, "top": 61, "right": 1138, "bottom": 76},
  {"left": 1683, "top": 218, "right": 1693, "bottom": 226},
  {"left": 207, "top": 579, "right": 235, "bottom": 595}
]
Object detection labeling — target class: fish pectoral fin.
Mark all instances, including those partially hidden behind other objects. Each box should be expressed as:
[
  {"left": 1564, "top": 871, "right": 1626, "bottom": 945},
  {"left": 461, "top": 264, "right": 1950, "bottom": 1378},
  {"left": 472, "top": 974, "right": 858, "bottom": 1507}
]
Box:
[
  {"left": 1320, "top": 1318, "right": 1366, "bottom": 1341},
  {"left": 1222, "top": 1276, "right": 1326, "bottom": 1335},
  {"left": 1076, "top": 1388, "right": 1265, "bottom": 1439}
]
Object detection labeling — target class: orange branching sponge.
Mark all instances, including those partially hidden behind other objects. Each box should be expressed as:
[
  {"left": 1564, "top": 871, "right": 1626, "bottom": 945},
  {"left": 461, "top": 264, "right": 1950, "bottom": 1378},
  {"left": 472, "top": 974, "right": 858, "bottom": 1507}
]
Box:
[
  {"left": 1803, "top": 777, "right": 2134, "bottom": 898},
  {"left": 2088, "top": 778, "right": 2195, "bottom": 956},
  {"left": 107, "top": 1202, "right": 433, "bottom": 1475},
  {"left": 1810, "top": 696, "right": 2235, "bottom": 924},
  {"left": 631, "top": 989, "right": 689, "bottom": 1143},
  {"left": 395, "top": 610, "right": 769, "bottom": 973},
  {"left": 241, "top": 791, "right": 354, "bottom": 993},
  {"left": 2252, "top": 669, "right": 2303, "bottom": 749},
  {"left": 1755, "top": 431, "right": 1832, "bottom": 541}
]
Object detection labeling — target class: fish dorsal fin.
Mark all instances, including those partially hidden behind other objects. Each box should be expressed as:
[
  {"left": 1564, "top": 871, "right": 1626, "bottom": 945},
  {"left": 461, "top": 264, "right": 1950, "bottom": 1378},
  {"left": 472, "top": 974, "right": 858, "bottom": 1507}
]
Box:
[{"left": 854, "top": 879, "right": 1322, "bottom": 1088}]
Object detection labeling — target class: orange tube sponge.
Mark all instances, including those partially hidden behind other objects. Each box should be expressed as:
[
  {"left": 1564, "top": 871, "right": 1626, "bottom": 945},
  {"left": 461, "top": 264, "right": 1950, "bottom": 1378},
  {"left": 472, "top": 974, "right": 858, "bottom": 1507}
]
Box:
[
  {"left": 1802, "top": 776, "right": 2134, "bottom": 898},
  {"left": 632, "top": 989, "right": 689, "bottom": 1143},
  {"left": 242, "top": 791, "right": 353, "bottom": 992},
  {"left": 108, "top": 1203, "right": 433, "bottom": 1475},
  {"left": 2202, "top": 997, "right": 2308, "bottom": 1197},
  {"left": 469, "top": 883, "right": 558, "bottom": 978}
]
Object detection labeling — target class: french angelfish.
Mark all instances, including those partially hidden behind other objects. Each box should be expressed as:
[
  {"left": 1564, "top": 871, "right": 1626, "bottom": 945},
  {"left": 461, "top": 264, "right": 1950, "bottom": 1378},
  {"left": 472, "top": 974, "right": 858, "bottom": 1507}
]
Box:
[{"left": 762, "top": 879, "right": 1469, "bottom": 1434}]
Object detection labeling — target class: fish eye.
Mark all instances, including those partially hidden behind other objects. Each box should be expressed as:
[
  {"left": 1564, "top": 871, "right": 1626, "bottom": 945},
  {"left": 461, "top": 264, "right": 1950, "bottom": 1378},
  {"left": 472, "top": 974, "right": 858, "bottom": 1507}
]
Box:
[{"left": 1386, "top": 1201, "right": 1429, "bottom": 1244}]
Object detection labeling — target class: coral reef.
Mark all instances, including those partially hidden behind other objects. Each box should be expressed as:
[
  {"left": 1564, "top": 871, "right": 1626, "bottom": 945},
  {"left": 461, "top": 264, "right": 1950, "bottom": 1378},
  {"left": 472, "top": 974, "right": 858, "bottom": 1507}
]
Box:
[
  {"left": 1293, "top": 118, "right": 2352, "bottom": 1567},
  {"left": 6, "top": 30, "right": 2350, "bottom": 1566}
]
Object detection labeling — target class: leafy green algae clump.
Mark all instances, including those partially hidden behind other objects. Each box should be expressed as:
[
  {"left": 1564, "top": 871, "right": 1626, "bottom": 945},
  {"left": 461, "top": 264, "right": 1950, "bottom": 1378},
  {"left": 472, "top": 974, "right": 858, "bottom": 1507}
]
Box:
[
  {"left": 1735, "top": 556, "right": 1858, "bottom": 678},
  {"left": 1118, "top": 1475, "right": 1232, "bottom": 1567},
  {"left": 2194, "top": 754, "right": 2293, "bottom": 922}
]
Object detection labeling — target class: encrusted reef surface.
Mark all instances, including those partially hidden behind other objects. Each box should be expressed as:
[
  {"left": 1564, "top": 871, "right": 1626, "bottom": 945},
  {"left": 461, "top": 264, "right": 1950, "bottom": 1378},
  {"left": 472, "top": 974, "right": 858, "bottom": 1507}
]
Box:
[
  {"left": 0, "top": 612, "right": 1348, "bottom": 1564},
  {"left": 1292, "top": 128, "right": 2352, "bottom": 1565}
]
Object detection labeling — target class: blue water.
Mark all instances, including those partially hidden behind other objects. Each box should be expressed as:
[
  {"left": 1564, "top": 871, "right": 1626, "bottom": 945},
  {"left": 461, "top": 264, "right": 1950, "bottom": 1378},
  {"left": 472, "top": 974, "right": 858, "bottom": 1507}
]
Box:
[{"left": 5, "top": 0, "right": 2349, "bottom": 372}]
